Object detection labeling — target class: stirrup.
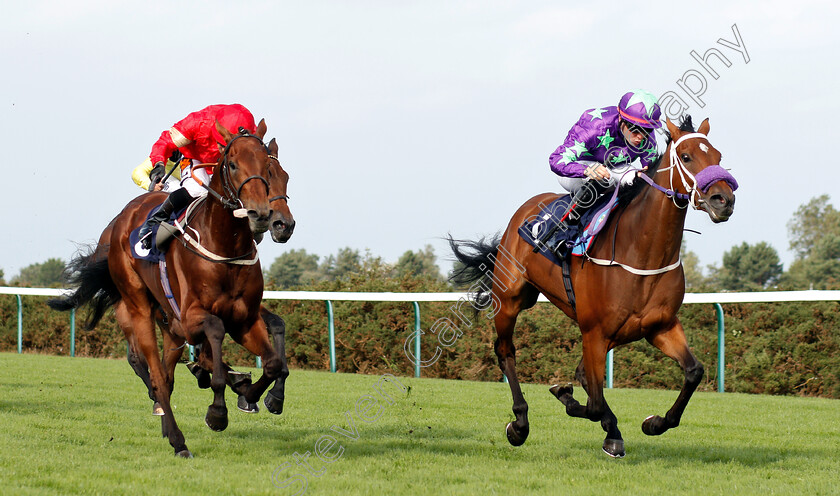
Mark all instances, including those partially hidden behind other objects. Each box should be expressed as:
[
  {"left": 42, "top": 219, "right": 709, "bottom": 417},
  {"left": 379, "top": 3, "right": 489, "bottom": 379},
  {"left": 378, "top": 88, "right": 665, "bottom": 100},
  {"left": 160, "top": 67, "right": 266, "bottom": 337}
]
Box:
[
  {"left": 139, "top": 229, "right": 154, "bottom": 250},
  {"left": 551, "top": 241, "right": 571, "bottom": 260}
]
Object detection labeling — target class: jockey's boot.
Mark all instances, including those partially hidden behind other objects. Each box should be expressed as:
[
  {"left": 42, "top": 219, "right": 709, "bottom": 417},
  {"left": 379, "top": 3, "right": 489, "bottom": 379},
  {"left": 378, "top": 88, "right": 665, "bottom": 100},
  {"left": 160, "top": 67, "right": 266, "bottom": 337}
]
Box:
[
  {"left": 547, "top": 178, "right": 612, "bottom": 257},
  {"left": 139, "top": 188, "right": 193, "bottom": 250},
  {"left": 562, "top": 178, "right": 612, "bottom": 226}
]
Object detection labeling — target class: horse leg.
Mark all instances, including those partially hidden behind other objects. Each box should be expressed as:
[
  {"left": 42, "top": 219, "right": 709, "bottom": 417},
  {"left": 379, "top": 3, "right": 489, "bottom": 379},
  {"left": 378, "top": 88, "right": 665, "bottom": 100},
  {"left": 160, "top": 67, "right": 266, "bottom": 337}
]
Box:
[
  {"left": 642, "top": 319, "right": 704, "bottom": 436},
  {"left": 202, "top": 315, "right": 229, "bottom": 432},
  {"left": 115, "top": 302, "right": 190, "bottom": 457},
  {"left": 495, "top": 310, "right": 530, "bottom": 447},
  {"left": 261, "top": 307, "right": 290, "bottom": 415},
  {"left": 233, "top": 319, "right": 282, "bottom": 406},
  {"left": 549, "top": 358, "right": 587, "bottom": 399},
  {"left": 124, "top": 332, "right": 159, "bottom": 408},
  {"left": 161, "top": 327, "right": 185, "bottom": 409},
  {"left": 550, "top": 333, "right": 624, "bottom": 457},
  {"left": 194, "top": 340, "right": 260, "bottom": 414}
]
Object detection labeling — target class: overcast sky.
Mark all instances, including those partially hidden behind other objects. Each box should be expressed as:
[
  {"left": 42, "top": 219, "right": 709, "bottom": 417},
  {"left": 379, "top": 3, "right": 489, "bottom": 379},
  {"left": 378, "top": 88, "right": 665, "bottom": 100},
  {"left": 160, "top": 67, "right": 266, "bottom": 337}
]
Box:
[{"left": 1, "top": 1, "right": 837, "bottom": 280}]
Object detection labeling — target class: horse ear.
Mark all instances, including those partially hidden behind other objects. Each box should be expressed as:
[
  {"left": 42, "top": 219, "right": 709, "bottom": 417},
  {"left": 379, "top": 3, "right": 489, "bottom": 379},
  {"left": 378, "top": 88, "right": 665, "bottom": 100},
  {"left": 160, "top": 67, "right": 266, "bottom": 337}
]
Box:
[
  {"left": 268, "top": 137, "right": 278, "bottom": 156},
  {"left": 665, "top": 117, "right": 680, "bottom": 138},
  {"left": 215, "top": 120, "right": 233, "bottom": 144},
  {"left": 256, "top": 119, "right": 267, "bottom": 140},
  {"left": 698, "top": 118, "right": 710, "bottom": 136}
]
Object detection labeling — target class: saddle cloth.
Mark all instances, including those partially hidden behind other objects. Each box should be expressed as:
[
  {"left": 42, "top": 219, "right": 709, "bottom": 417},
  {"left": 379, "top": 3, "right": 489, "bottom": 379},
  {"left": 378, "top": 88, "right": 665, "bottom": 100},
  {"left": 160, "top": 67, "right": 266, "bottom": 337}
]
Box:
[
  {"left": 129, "top": 203, "right": 188, "bottom": 262},
  {"left": 517, "top": 193, "right": 618, "bottom": 267}
]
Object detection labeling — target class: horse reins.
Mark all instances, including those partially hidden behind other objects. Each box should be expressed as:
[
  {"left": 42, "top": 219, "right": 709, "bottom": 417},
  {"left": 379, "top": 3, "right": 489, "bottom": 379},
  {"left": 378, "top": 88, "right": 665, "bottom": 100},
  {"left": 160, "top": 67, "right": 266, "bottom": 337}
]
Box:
[
  {"left": 582, "top": 134, "right": 712, "bottom": 276},
  {"left": 173, "top": 128, "right": 286, "bottom": 264}
]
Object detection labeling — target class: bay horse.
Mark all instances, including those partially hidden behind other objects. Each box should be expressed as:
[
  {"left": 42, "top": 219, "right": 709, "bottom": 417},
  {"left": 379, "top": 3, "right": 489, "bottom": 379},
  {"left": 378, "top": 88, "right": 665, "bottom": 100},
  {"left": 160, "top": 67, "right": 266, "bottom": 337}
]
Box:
[
  {"left": 450, "top": 116, "right": 737, "bottom": 457},
  {"left": 50, "top": 120, "right": 286, "bottom": 457},
  {"left": 124, "top": 138, "right": 296, "bottom": 416}
]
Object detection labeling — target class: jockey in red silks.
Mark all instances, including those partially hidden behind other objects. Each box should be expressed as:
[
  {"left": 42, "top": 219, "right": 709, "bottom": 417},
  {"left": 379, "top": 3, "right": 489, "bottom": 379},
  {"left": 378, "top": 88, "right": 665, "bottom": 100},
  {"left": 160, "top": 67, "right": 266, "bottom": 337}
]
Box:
[
  {"left": 136, "top": 104, "right": 257, "bottom": 248},
  {"left": 548, "top": 89, "right": 662, "bottom": 223}
]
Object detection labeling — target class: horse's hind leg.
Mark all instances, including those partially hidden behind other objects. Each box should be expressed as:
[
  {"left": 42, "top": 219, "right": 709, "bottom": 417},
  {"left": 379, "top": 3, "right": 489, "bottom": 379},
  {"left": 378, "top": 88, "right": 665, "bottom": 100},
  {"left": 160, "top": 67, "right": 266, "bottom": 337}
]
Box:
[
  {"left": 161, "top": 327, "right": 185, "bottom": 407},
  {"left": 495, "top": 285, "right": 539, "bottom": 446},
  {"left": 261, "top": 307, "right": 290, "bottom": 415},
  {"left": 115, "top": 301, "right": 190, "bottom": 457},
  {"left": 642, "top": 319, "right": 704, "bottom": 436},
  {"left": 125, "top": 334, "right": 155, "bottom": 399},
  {"left": 550, "top": 334, "right": 624, "bottom": 457}
]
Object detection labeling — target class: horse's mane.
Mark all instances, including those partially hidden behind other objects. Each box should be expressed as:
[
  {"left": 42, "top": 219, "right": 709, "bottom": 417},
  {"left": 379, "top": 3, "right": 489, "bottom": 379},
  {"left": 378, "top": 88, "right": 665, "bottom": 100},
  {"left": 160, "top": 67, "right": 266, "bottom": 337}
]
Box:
[{"left": 616, "top": 115, "right": 695, "bottom": 209}]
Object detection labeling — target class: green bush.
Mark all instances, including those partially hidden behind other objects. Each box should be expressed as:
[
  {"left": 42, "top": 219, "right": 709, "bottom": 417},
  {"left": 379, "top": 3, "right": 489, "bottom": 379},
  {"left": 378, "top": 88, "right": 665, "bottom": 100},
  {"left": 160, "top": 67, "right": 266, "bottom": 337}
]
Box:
[{"left": 2, "top": 285, "right": 838, "bottom": 399}]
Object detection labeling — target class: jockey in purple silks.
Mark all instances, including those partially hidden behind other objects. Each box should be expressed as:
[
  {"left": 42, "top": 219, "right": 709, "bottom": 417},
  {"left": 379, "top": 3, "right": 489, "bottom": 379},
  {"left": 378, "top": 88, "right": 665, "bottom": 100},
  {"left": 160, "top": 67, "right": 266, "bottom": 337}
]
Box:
[{"left": 549, "top": 89, "right": 663, "bottom": 223}]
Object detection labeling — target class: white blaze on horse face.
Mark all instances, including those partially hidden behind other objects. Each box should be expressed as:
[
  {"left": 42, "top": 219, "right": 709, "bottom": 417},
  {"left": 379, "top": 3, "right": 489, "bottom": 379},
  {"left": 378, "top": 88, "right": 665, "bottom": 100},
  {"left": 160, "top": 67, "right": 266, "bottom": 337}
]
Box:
[{"left": 699, "top": 143, "right": 709, "bottom": 153}]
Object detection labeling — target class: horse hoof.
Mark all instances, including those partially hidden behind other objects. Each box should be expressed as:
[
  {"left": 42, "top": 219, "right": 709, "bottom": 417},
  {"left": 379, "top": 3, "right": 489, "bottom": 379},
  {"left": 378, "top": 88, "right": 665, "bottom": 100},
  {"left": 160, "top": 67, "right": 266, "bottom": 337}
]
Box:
[
  {"left": 237, "top": 395, "right": 259, "bottom": 413},
  {"left": 152, "top": 402, "right": 164, "bottom": 416},
  {"left": 549, "top": 383, "right": 573, "bottom": 400},
  {"left": 642, "top": 415, "right": 666, "bottom": 436},
  {"left": 228, "top": 372, "right": 253, "bottom": 395},
  {"left": 205, "top": 406, "right": 228, "bottom": 432},
  {"left": 602, "top": 439, "right": 625, "bottom": 458},
  {"left": 187, "top": 362, "right": 211, "bottom": 389},
  {"left": 175, "top": 448, "right": 193, "bottom": 459},
  {"left": 505, "top": 422, "right": 528, "bottom": 447},
  {"left": 264, "top": 393, "right": 284, "bottom": 415}
]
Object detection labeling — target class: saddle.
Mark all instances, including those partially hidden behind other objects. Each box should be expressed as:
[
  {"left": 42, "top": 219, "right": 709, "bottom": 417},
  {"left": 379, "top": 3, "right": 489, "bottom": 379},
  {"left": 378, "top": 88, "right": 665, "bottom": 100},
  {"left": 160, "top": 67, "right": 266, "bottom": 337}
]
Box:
[{"left": 518, "top": 193, "right": 618, "bottom": 266}]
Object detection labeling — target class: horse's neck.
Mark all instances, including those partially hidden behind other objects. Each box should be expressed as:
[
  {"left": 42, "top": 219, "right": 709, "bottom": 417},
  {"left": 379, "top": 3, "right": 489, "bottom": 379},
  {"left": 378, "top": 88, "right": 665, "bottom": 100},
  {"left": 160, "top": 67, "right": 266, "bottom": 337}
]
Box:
[
  {"left": 620, "top": 158, "right": 687, "bottom": 265},
  {"left": 191, "top": 180, "right": 253, "bottom": 256}
]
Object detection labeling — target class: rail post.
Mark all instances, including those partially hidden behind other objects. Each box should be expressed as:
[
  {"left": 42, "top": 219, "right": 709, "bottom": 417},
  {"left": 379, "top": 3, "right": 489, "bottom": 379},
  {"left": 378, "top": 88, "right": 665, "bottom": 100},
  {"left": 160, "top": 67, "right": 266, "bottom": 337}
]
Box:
[
  {"left": 70, "top": 309, "right": 76, "bottom": 357},
  {"left": 412, "top": 302, "right": 421, "bottom": 378},
  {"left": 715, "top": 303, "right": 725, "bottom": 393},
  {"left": 16, "top": 295, "right": 22, "bottom": 354},
  {"left": 327, "top": 300, "right": 336, "bottom": 373},
  {"left": 606, "top": 349, "right": 614, "bottom": 388}
]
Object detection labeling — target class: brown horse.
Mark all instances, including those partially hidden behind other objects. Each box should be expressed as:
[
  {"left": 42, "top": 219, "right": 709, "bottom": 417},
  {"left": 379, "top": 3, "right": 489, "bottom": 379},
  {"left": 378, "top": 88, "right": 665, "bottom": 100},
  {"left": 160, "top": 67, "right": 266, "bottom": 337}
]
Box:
[
  {"left": 450, "top": 116, "right": 736, "bottom": 457},
  {"left": 122, "top": 141, "right": 296, "bottom": 416},
  {"left": 50, "top": 120, "right": 286, "bottom": 457},
  {"left": 140, "top": 147, "right": 295, "bottom": 415}
]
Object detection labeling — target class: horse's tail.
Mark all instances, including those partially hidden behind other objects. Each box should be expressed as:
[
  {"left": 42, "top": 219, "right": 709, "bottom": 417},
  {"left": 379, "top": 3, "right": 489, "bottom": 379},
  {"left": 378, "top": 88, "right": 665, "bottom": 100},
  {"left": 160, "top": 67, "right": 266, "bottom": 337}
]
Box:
[
  {"left": 47, "top": 244, "right": 121, "bottom": 330},
  {"left": 447, "top": 233, "right": 501, "bottom": 309}
]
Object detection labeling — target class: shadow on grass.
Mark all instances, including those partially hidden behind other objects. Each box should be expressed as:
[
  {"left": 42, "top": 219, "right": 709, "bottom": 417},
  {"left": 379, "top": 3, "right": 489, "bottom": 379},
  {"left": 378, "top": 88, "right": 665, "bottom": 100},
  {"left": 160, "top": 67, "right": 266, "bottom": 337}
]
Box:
[{"left": 625, "top": 437, "right": 825, "bottom": 467}]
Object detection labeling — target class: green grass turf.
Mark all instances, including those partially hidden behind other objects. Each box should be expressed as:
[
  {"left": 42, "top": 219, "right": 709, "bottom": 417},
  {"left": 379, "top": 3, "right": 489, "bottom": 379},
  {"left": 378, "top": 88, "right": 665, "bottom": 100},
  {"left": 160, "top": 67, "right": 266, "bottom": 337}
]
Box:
[{"left": 0, "top": 352, "right": 837, "bottom": 495}]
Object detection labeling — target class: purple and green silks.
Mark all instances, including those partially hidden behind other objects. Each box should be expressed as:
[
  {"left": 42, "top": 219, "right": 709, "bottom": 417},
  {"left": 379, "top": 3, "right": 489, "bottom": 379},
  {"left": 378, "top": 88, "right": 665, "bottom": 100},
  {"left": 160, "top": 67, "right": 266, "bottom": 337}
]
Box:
[{"left": 549, "top": 106, "right": 659, "bottom": 178}]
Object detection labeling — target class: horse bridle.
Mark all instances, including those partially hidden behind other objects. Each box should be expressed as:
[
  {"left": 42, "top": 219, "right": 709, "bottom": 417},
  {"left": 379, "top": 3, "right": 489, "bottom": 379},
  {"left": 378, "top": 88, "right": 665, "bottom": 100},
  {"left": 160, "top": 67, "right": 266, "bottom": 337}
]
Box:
[
  {"left": 210, "top": 128, "right": 272, "bottom": 214},
  {"left": 266, "top": 153, "right": 290, "bottom": 205},
  {"left": 644, "top": 132, "right": 736, "bottom": 210}
]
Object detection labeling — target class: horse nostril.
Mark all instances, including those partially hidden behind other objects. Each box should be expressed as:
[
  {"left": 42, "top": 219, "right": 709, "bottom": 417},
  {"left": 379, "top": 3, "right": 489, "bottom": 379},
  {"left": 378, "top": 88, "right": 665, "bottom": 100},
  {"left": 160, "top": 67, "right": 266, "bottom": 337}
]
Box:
[{"left": 710, "top": 194, "right": 727, "bottom": 208}]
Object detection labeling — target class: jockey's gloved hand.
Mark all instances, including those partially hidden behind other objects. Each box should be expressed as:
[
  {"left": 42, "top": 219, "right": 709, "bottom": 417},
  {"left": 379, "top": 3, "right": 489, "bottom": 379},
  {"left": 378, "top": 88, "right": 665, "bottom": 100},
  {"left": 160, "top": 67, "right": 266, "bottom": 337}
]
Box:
[
  {"left": 584, "top": 163, "right": 610, "bottom": 181},
  {"left": 148, "top": 161, "right": 165, "bottom": 191}
]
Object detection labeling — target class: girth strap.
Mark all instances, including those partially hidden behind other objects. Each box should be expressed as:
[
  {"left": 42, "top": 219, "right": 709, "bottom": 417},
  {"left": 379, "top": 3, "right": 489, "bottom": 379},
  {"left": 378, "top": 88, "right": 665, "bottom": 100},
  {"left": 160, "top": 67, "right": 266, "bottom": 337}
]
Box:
[
  {"left": 159, "top": 260, "right": 181, "bottom": 320},
  {"left": 562, "top": 258, "right": 576, "bottom": 311}
]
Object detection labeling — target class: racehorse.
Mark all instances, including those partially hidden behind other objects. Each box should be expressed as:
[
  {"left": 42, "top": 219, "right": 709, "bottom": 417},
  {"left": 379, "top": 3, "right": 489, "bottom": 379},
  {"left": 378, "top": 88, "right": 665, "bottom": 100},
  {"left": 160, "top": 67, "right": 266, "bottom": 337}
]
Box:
[
  {"left": 124, "top": 141, "right": 296, "bottom": 416},
  {"left": 144, "top": 146, "right": 295, "bottom": 415},
  {"left": 50, "top": 120, "right": 288, "bottom": 457},
  {"left": 449, "top": 116, "right": 737, "bottom": 457}
]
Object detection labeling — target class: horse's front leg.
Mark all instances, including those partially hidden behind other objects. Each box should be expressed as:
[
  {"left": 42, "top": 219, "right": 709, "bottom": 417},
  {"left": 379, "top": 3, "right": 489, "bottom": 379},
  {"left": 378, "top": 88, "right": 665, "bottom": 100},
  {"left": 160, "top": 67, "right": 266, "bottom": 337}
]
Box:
[
  {"left": 642, "top": 318, "right": 704, "bottom": 436},
  {"left": 201, "top": 314, "right": 229, "bottom": 432},
  {"left": 260, "top": 307, "right": 290, "bottom": 415},
  {"left": 550, "top": 333, "right": 624, "bottom": 457},
  {"left": 234, "top": 318, "right": 282, "bottom": 407}
]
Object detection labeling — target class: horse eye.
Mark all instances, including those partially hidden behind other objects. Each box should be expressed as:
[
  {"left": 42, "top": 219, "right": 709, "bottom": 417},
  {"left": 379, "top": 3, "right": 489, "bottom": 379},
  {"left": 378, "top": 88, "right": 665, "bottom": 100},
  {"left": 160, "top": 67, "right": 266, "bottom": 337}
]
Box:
[
  {"left": 681, "top": 153, "right": 691, "bottom": 162},
  {"left": 228, "top": 160, "right": 237, "bottom": 170}
]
